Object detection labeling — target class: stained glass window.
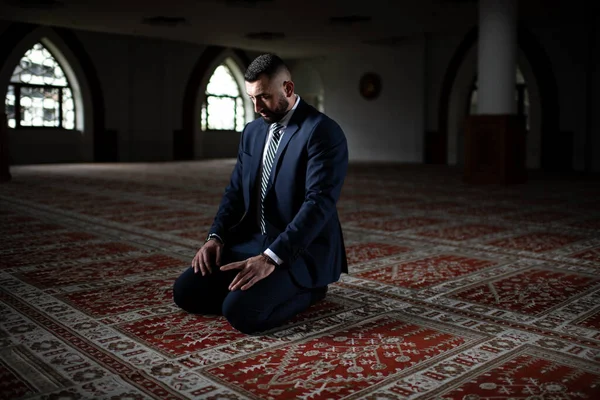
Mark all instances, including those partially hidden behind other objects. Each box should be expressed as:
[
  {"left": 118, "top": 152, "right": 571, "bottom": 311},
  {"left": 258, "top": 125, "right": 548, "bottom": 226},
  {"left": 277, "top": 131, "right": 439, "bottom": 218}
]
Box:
[
  {"left": 5, "top": 42, "right": 75, "bottom": 129},
  {"left": 201, "top": 64, "right": 245, "bottom": 132}
]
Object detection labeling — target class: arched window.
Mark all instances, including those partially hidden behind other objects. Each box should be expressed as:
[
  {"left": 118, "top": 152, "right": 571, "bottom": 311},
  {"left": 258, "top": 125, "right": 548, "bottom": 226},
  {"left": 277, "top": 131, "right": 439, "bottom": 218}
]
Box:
[
  {"left": 5, "top": 42, "right": 75, "bottom": 129},
  {"left": 468, "top": 68, "right": 530, "bottom": 131},
  {"left": 201, "top": 63, "right": 245, "bottom": 132}
]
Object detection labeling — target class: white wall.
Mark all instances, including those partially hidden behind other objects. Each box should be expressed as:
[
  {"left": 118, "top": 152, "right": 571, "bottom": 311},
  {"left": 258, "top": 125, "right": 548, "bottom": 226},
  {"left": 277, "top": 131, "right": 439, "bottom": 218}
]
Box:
[{"left": 311, "top": 41, "right": 425, "bottom": 163}]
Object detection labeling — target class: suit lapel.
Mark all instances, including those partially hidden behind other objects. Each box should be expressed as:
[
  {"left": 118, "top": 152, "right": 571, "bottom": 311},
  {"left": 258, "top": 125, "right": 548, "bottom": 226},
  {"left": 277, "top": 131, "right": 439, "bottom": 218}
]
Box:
[
  {"left": 268, "top": 121, "right": 298, "bottom": 189},
  {"left": 267, "top": 100, "right": 307, "bottom": 189}
]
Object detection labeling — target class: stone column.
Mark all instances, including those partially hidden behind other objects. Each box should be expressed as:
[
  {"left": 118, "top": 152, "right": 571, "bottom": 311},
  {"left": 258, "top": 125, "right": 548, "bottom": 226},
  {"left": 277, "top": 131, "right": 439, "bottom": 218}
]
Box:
[
  {"left": 477, "top": 0, "right": 517, "bottom": 114},
  {"left": 464, "top": 0, "right": 526, "bottom": 184}
]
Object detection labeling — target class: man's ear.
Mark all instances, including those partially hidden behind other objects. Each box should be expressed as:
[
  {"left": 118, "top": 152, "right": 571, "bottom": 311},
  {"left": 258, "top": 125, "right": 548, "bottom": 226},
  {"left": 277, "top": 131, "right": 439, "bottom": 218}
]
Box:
[{"left": 283, "top": 80, "right": 294, "bottom": 97}]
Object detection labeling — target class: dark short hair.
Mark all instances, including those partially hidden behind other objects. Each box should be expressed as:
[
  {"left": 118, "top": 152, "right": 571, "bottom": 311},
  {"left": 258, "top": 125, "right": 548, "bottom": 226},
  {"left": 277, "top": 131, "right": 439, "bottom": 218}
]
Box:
[{"left": 244, "top": 53, "right": 289, "bottom": 82}]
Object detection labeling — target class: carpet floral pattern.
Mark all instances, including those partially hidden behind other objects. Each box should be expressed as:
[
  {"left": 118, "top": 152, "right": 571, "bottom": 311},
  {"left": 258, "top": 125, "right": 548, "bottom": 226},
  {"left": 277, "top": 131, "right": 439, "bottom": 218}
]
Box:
[{"left": 1, "top": 161, "right": 600, "bottom": 399}]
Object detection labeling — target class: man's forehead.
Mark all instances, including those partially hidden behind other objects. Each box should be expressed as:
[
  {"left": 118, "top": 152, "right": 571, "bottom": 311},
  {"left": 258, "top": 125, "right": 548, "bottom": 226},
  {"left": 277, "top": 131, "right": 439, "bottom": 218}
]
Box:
[{"left": 245, "top": 77, "right": 272, "bottom": 95}]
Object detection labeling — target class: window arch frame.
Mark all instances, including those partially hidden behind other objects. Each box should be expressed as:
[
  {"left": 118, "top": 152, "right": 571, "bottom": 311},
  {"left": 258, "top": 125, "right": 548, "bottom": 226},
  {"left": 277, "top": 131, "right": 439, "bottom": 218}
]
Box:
[
  {"left": 197, "top": 54, "right": 253, "bottom": 134},
  {"left": 6, "top": 41, "right": 77, "bottom": 130},
  {"left": 0, "top": 25, "right": 101, "bottom": 162},
  {"left": 2, "top": 34, "right": 87, "bottom": 133},
  {"left": 201, "top": 59, "right": 248, "bottom": 132},
  {"left": 178, "top": 46, "right": 251, "bottom": 160}
]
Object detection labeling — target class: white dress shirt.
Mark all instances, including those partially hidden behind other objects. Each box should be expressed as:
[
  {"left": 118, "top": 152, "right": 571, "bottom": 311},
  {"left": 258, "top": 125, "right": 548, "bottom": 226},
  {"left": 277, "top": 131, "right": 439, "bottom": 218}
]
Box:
[{"left": 262, "top": 94, "right": 300, "bottom": 265}]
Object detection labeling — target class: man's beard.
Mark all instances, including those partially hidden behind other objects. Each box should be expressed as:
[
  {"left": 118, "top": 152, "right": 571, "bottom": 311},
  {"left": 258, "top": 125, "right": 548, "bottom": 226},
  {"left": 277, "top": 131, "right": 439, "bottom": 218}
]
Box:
[{"left": 260, "top": 96, "right": 289, "bottom": 123}]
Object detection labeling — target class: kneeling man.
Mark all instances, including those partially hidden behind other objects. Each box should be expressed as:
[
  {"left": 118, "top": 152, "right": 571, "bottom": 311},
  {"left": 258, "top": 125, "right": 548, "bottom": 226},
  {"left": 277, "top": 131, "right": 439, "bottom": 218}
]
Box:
[{"left": 173, "top": 54, "right": 348, "bottom": 334}]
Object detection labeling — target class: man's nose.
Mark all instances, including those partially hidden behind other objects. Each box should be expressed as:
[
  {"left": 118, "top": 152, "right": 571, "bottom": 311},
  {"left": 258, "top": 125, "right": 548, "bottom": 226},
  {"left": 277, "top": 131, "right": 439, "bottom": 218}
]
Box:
[{"left": 253, "top": 99, "right": 263, "bottom": 113}]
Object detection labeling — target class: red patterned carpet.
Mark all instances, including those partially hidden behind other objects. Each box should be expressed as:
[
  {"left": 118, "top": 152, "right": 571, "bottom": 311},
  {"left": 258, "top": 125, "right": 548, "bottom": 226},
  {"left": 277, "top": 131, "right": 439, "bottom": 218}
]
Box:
[{"left": 1, "top": 161, "right": 600, "bottom": 399}]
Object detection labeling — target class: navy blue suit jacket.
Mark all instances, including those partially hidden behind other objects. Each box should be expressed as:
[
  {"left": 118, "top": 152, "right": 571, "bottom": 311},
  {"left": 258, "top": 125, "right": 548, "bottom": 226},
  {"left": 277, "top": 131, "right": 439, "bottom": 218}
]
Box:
[{"left": 209, "top": 99, "right": 348, "bottom": 288}]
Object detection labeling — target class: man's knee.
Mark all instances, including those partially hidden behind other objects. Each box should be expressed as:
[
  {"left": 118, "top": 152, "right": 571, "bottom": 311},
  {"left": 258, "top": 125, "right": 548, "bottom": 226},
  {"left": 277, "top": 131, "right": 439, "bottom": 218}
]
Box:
[
  {"left": 172, "top": 267, "right": 221, "bottom": 314},
  {"left": 172, "top": 269, "right": 192, "bottom": 311},
  {"left": 222, "top": 294, "right": 268, "bottom": 334}
]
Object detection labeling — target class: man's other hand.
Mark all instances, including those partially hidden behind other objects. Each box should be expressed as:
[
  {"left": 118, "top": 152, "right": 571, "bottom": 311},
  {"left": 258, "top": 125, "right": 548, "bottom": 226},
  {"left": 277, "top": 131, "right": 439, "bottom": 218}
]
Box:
[
  {"left": 192, "top": 239, "right": 223, "bottom": 276},
  {"left": 220, "top": 255, "right": 275, "bottom": 291}
]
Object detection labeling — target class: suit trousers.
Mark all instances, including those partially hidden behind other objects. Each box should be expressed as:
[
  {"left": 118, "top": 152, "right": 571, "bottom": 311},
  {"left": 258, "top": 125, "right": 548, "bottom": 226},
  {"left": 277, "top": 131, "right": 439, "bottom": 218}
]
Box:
[{"left": 173, "top": 233, "right": 318, "bottom": 334}]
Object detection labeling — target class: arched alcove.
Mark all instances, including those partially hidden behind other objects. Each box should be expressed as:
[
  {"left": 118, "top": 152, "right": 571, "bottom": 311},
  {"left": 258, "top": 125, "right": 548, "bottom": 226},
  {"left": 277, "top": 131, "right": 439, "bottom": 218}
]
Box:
[
  {"left": 447, "top": 45, "right": 542, "bottom": 169},
  {"left": 0, "top": 24, "right": 105, "bottom": 164},
  {"left": 434, "top": 26, "right": 561, "bottom": 171},
  {"left": 178, "top": 46, "right": 250, "bottom": 160},
  {"left": 196, "top": 54, "right": 253, "bottom": 159}
]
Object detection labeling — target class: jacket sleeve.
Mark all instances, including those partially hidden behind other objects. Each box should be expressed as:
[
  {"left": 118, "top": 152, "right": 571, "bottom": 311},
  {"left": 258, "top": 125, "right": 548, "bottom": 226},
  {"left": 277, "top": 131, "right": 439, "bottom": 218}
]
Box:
[
  {"left": 208, "top": 126, "right": 247, "bottom": 243},
  {"left": 268, "top": 118, "right": 348, "bottom": 264}
]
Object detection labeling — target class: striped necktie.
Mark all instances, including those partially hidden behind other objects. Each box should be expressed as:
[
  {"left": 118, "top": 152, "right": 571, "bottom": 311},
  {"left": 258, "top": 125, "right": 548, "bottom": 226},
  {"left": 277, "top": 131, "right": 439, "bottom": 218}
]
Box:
[{"left": 260, "top": 123, "right": 284, "bottom": 234}]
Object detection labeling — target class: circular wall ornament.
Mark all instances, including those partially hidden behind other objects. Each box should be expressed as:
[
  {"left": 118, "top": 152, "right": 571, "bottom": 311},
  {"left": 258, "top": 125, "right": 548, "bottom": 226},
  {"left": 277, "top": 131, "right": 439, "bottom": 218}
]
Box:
[{"left": 359, "top": 72, "right": 381, "bottom": 100}]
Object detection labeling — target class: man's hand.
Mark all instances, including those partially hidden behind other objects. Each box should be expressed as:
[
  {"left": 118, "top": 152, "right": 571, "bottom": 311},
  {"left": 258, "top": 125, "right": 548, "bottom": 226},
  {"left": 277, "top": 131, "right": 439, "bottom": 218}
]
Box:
[
  {"left": 192, "top": 239, "right": 223, "bottom": 276},
  {"left": 220, "top": 255, "right": 275, "bottom": 291}
]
